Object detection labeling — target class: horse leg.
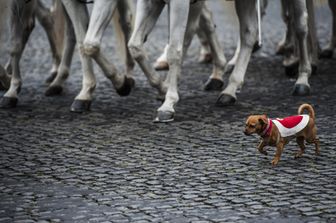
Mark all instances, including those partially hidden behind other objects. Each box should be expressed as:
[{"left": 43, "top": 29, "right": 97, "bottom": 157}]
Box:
[
  {"left": 226, "top": 0, "right": 267, "bottom": 74},
  {"left": 0, "top": 0, "right": 12, "bottom": 90},
  {"left": 61, "top": 0, "right": 95, "bottom": 112},
  {"left": 306, "top": 0, "right": 319, "bottom": 75},
  {"left": 0, "top": 0, "right": 36, "bottom": 108},
  {"left": 216, "top": 0, "right": 257, "bottom": 106},
  {"left": 291, "top": 0, "right": 312, "bottom": 96},
  {"left": 200, "top": 4, "right": 227, "bottom": 91},
  {"left": 45, "top": 2, "right": 76, "bottom": 96},
  {"left": 128, "top": 0, "right": 166, "bottom": 97},
  {"left": 226, "top": 38, "right": 240, "bottom": 75},
  {"left": 196, "top": 26, "right": 212, "bottom": 64},
  {"left": 320, "top": 0, "right": 336, "bottom": 58},
  {"left": 155, "top": 1, "right": 203, "bottom": 122},
  {"left": 35, "top": 0, "right": 65, "bottom": 84},
  {"left": 84, "top": 0, "right": 134, "bottom": 97},
  {"left": 116, "top": 0, "right": 135, "bottom": 77},
  {"left": 277, "top": 0, "right": 295, "bottom": 55}
]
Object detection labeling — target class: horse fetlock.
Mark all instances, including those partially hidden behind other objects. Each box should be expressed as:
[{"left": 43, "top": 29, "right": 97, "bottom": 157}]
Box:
[
  {"left": 296, "top": 75, "right": 310, "bottom": 86},
  {"left": 81, "top": 82, "right": 96, "bottom": 95}
]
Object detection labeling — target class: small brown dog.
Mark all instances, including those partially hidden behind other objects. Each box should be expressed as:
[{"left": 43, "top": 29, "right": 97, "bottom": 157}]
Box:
[{"left": 244, "top": 104, "right": 320, "bottom": 166}]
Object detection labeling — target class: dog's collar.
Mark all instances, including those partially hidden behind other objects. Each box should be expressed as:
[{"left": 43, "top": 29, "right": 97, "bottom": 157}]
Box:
[{"left": 260, "top": 118, "right": 272, "bottom": 137}]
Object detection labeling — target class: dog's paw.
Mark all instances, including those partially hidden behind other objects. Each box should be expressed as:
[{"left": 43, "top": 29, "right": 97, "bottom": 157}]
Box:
[
  {"left": 294, "top": 152, "right": 303, "bottom": 159},
  {"left": 271, "top": 159, "right": 279, "bottom": 166}
]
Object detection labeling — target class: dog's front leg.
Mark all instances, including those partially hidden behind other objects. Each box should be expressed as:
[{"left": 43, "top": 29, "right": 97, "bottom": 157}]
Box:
[
  {"left": 257, "top": 140, "right": 267, "bottom": 155},
  {"left": 272, "top": 142, "right": 284, "bottom": 166}
]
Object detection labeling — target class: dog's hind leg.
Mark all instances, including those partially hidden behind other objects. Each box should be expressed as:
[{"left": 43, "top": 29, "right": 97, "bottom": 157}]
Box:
[
  {"left": 312, "top": 138, "right": 320, "bottom": 156},
  {"left": 306, "top": 128, "right": 320, "bottom": 156},
  {"left": 315, "top": 138, "right": 320, "bottom": 155},
  {"left": 295, "top": 136, "right": 306, "bottom": 159}
]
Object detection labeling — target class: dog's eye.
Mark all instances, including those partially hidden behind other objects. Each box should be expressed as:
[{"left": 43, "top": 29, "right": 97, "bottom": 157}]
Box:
[{"left": 249, "top": 124, "right": 256, "bottom": 128}]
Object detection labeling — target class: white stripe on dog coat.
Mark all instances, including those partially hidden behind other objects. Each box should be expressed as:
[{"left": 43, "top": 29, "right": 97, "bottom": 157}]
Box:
[{"left": 272, "top": 115, "right": 310, "bottom": 137}]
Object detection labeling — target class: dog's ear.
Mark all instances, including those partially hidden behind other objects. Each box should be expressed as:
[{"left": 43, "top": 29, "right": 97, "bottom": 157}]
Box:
[
  {"left": 258, "top": 118, "right": 266, "bottom": 126},
  {"left": 258, "top": 115, "right": 267, "bottom": 126}
]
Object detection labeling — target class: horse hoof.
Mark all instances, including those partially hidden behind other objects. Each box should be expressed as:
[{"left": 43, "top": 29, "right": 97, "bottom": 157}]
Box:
[
  {"left": 70, "top": 100, "right": 91, "bottom": 113},
  {"left": 319, "top": 49, "right": 333, "bottom": 59},
  {"left": 153, "top": 111, "right": 175, "bottom": 123},
  {"left": 216, "top": 94, "right": 236, "bottom": 106},
  {"left": 116, "top": 76, "right": 135, "bottom": 96},
  {"left": 154, "top": 61, "right": 169, "bottom": 71},
  {"left": 45, "top": 72, "right": 57, "bottom": 84},
  {"left": 45, "top": 85, "right": 63, "bottom": 96},
  {"left": 284, "top": 63, "right": 298, "bottom": 77},
  {"left": 225, "top": 64, "right": 235, "bottom": 74},
  {"left": 0, "top": 97, "right": 18, "bottom": 108},
  {"left": 252, "top": 42, "right": 261, "bottom": 54},
  {"left": 292, "top": 84, "right": 310, "bottom": 96},
  {"left": 204, "top": 78, "right": 224, "bottom": 91}
]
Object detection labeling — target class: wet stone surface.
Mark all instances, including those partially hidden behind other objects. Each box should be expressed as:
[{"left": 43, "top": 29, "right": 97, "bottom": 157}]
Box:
[{"left": 0, "top": 1, "right": 336, "bottom": 222}]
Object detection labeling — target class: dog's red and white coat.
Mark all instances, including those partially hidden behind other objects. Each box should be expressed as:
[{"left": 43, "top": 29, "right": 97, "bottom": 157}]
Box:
[{"left": 262, "top": 115, "right": 310, "bottom": 138}]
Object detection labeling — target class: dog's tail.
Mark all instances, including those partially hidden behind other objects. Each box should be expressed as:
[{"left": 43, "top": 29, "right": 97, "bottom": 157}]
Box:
[{"left": 298, "top": 104, "right": 315, "bottom": 120}]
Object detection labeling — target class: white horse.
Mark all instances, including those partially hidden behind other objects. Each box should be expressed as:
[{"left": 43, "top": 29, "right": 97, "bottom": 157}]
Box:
[
  {"left": 217, "top": 0, "right": 312, "bottom": 105},
  {"left": 59, "top": 0, "right": 135, "bottom": 112},
  {"left": 0, "top": 0, "right": 38, "bottom": 107},
  {"left": 128, "top": 0, "right": 227, "bottom": 122},
  {"left": 0, "top": 0, "right": 68, "bottom": 107},
  {"left": 153, "top": 0, "right": 268, "bottom": 91}
]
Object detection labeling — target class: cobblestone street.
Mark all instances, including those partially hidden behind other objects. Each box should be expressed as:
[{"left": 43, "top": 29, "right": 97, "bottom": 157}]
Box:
[{"left": 1, "top": 1, "right": 336, "bottom": 222}]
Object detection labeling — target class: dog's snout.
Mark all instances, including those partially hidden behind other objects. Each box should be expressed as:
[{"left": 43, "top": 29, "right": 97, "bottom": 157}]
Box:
[{"left": 244, "top": 129, "right": 250, "bottom": 136}]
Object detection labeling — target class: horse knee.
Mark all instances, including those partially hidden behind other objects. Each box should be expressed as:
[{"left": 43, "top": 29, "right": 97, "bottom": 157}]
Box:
[
  {"left": 83, "top": 41, "right": 100, "bottom": 57},
  {"left": 241, "top": 25, "right": 258, "bottom": 48},
  {"left": 295, "top": 12, "right": 308, "bottom": 39},
  {"left": 128, "top": 42, "right": 145, "bottom": 61}
]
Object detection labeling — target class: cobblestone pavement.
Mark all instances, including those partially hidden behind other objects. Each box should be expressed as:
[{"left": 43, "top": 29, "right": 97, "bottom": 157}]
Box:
[{"left": 1, "top": 1, "right": 336, "bottom": 223}]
